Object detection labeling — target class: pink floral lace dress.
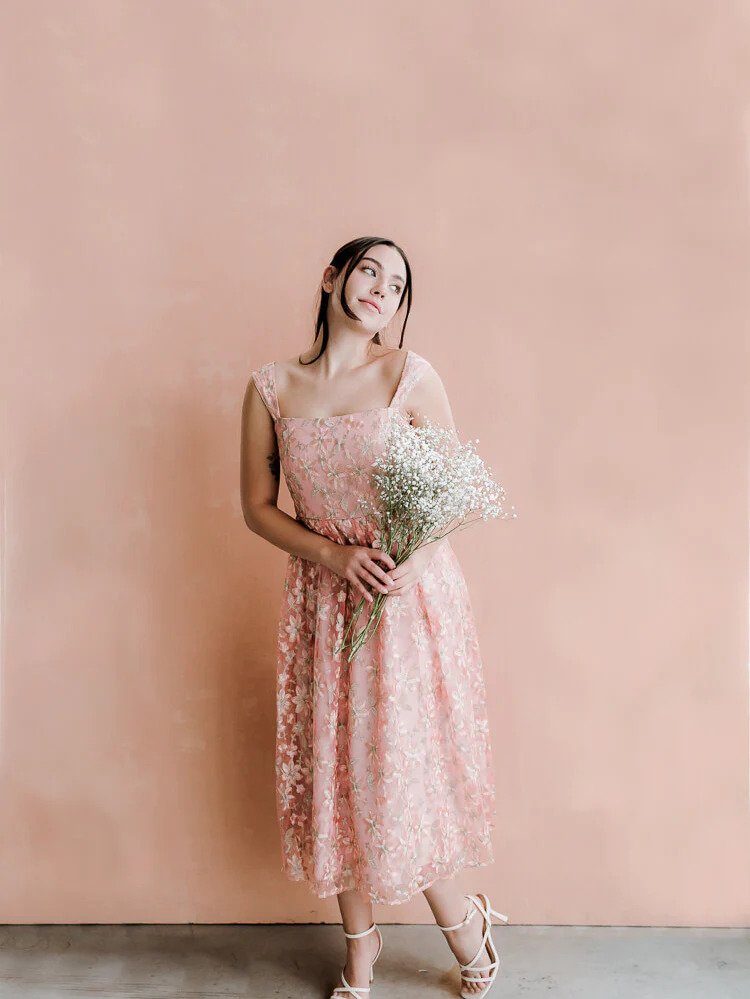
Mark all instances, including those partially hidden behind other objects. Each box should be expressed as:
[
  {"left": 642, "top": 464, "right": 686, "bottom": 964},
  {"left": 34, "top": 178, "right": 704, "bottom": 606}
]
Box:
[{"left": 250, "top": 348, "right": 496, "bottom": 904}]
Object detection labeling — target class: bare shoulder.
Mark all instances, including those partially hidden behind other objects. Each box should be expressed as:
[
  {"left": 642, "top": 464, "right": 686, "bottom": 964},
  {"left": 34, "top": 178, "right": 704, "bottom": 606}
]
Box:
[
  {"left": 377, "top": 345, "right": 413, "bottom": 374},
  {"left": 276, "top": 355, "right": 302, "bottom": 375},
  {"left": 370, "top": 343, "right": 398, "bottom": 359},
  {"left": 274, "top": 355, "right": 314, "bottom": 394},
  {"left": 380, "top": 346, "right": 434, "bottom": 389}
]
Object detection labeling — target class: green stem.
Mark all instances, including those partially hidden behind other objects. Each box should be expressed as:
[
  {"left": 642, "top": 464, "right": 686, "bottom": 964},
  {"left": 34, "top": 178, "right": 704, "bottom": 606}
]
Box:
[{"left": 344, "top": 587, "right": 390, "bottom": 661}]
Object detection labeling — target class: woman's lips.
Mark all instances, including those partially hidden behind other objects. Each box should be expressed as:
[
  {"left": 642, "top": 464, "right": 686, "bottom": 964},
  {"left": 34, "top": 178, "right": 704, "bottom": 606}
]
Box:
[{"left": 360, "top": 300, "right": 380, "bottom": 313}]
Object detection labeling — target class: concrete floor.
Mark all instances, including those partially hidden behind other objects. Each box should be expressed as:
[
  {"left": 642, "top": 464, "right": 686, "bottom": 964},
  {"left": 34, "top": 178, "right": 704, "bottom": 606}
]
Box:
[{"left": 0, "top": 923, "right": 748, "bottom": 998}]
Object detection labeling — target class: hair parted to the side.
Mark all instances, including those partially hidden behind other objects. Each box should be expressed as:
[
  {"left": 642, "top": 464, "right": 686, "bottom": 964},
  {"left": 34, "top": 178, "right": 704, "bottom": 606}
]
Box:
[{"left": 299, "top": 236, "right": 413, "bottom": 365}]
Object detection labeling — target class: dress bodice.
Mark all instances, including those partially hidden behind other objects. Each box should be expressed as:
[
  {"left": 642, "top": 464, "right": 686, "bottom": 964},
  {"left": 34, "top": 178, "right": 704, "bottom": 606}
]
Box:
[{"left": 251, "top": 349, "right": 432, "bottom": 529}]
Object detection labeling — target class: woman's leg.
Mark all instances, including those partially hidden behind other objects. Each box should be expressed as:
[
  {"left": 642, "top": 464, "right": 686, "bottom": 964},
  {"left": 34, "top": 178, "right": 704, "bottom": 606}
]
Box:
[
  {"left": 333, "top": 888, "right": 381, "bottom": 991},
  {"left": 423, "top": 877, "right": 492, "bottom": 995}
]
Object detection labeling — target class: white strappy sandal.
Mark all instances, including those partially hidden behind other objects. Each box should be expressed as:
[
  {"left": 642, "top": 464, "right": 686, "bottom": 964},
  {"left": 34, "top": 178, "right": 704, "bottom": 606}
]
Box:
[
  {"left": 436, "top": 893, "right": 509, "bottom": 998},
  {"left": 329, "top": 920, "right": 384, "bottom": 998}
]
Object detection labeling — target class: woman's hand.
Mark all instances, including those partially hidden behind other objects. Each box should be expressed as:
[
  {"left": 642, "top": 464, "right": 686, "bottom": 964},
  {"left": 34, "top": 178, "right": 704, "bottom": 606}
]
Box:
[
  {"left": 321, "top": 543, "right": 397, "bottom": 605},
  {"left": 385, "top": 542, "right": 443, "bottom": 597}
]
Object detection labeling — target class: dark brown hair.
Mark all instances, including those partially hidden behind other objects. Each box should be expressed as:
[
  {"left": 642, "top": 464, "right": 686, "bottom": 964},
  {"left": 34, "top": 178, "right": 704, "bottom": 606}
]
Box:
[{"left": 300, "top": 236, "right": 413, "bottom": 365}]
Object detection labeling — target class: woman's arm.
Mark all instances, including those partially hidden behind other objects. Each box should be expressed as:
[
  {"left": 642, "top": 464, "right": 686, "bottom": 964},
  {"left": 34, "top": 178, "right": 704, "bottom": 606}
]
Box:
[
  {"left": 240, "top": 378, "right": 335, "bottom": 566},
  {"left": 240, "top": 377, "right": 397, "bottom": 601}
]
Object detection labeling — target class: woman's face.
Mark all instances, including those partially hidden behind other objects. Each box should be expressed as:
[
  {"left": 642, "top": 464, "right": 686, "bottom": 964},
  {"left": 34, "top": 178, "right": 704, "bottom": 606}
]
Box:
[{"left": 325, "top": 244, "right": 407, "bottom": 331}]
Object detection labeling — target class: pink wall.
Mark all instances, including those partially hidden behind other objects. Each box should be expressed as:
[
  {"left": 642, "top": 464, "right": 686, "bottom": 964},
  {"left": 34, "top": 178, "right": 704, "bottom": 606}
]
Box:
[{"left": 1, "top": 2, "right": 748, "bottom": 925}]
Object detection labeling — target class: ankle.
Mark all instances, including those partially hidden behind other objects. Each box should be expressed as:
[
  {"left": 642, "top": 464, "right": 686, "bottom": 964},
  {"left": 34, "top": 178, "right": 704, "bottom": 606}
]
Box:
[
  {"left": 439, "top": 904, "right": 474, "bottom": 935},
  {"left": 442, "top": 920, "right": 474, "bottom": 944},
  {"left": 346, "top": 931, "right": 377, "bottom": 950}
]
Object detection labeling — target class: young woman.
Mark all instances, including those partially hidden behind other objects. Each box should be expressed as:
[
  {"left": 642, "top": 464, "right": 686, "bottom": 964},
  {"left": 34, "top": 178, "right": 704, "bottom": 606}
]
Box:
[{"left": 240, "top": 236, "right": 509, "bottom": 998}]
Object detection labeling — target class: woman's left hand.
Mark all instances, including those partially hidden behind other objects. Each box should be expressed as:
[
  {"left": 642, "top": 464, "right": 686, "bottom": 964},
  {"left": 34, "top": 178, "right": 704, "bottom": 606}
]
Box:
[{"left": 381, "top": 541, "right": 444, "bottom": 597}]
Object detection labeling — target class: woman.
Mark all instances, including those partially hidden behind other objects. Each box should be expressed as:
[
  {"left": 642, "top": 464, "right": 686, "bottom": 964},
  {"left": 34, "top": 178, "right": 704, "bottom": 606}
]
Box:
[{"left": 240, "top": 236, "right": 509, "bottom": 998}]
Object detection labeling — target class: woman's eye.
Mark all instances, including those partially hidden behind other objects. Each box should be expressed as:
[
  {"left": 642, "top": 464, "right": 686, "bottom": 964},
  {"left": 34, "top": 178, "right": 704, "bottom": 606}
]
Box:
[{"left": 363, "top": 266, "right": 402, "bottom": 294}]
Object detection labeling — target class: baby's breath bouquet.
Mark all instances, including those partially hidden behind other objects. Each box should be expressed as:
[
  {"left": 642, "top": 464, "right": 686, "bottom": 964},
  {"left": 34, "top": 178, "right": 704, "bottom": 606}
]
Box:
[{"left": 334, "top": 417, "right": 517, "bottom": 661}]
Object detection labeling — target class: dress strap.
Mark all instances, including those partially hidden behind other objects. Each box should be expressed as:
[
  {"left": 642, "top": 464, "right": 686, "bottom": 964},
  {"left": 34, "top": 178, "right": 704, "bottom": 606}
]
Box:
[
  {"left": 389, "top": 349, "right": 432, "bottom": 410},
  {"left": 251, "top": 362, "right": 280, "bottom": 421}
]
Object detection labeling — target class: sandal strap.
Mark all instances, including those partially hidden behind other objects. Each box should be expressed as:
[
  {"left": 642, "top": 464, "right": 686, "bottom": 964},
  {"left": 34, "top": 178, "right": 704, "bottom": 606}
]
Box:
[
  {"left": 343, "top": 921, "right": 377, "bottom": 939},
  {"left": 436, "top": 898, "right": 477, "bottom": 932},
  {"left": 331, "top": 971, "right": 370, "bottom": 996},
  {"left": 459, "top": 951, "right": 499, "bottom": 980},
  {"left": 438, "top": 893, "right": 508, "bottom": 932},
  {"left": 460, "top": 971, "right": 497, "bottom": 984}
]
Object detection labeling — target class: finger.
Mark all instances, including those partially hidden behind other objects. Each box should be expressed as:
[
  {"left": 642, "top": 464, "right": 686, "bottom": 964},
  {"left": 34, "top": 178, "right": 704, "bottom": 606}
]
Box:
[
  {"left": 364, "top": 558, "right": 396, "bottom": 588},
  {"left": 359, "top": 568, "right": 391, "bottom": 595},
  {"left": 352, "top": 578, "right": 374, "bottom": 603},
  {"left": 370, "top": 549, "right": 397, "bottom": 571},
  {"left": 392, "top": 569, "right": 416, "bottom": 590}
]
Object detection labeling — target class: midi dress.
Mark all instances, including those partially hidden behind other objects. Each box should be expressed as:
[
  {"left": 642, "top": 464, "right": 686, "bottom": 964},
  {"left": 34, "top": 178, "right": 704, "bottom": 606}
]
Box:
[{"left": 250, "top": 348, "right": 497, "bottom": 904}]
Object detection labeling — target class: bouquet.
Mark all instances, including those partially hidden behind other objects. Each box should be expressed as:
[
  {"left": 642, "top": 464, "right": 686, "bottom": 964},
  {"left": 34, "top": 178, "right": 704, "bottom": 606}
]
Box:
[{"left": 334, "top": 417, "right": 517, "bottom": 661}]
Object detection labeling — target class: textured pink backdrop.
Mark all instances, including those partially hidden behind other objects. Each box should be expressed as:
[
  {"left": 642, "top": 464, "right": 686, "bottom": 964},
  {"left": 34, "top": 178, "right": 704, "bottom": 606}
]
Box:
[{"left": 1, "top": 1, "right": 748, "bottom": 925}]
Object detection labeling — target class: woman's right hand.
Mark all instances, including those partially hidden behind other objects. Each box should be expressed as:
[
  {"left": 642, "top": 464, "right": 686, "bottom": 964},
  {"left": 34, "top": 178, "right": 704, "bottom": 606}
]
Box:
[{"left": 321, "top": 542, "right": 397, "bottom": 604}]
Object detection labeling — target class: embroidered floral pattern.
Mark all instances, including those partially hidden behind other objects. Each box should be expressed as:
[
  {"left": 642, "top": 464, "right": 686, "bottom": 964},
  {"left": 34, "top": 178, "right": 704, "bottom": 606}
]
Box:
[{"left": 250, "top": 349, "right": 497, "bottom": 904}]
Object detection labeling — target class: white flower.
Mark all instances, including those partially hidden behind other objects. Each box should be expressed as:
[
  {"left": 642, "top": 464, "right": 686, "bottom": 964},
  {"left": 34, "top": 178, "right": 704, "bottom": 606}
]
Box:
[{"left": 339, "top": 416, "right": 517, "bottom": 661}]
